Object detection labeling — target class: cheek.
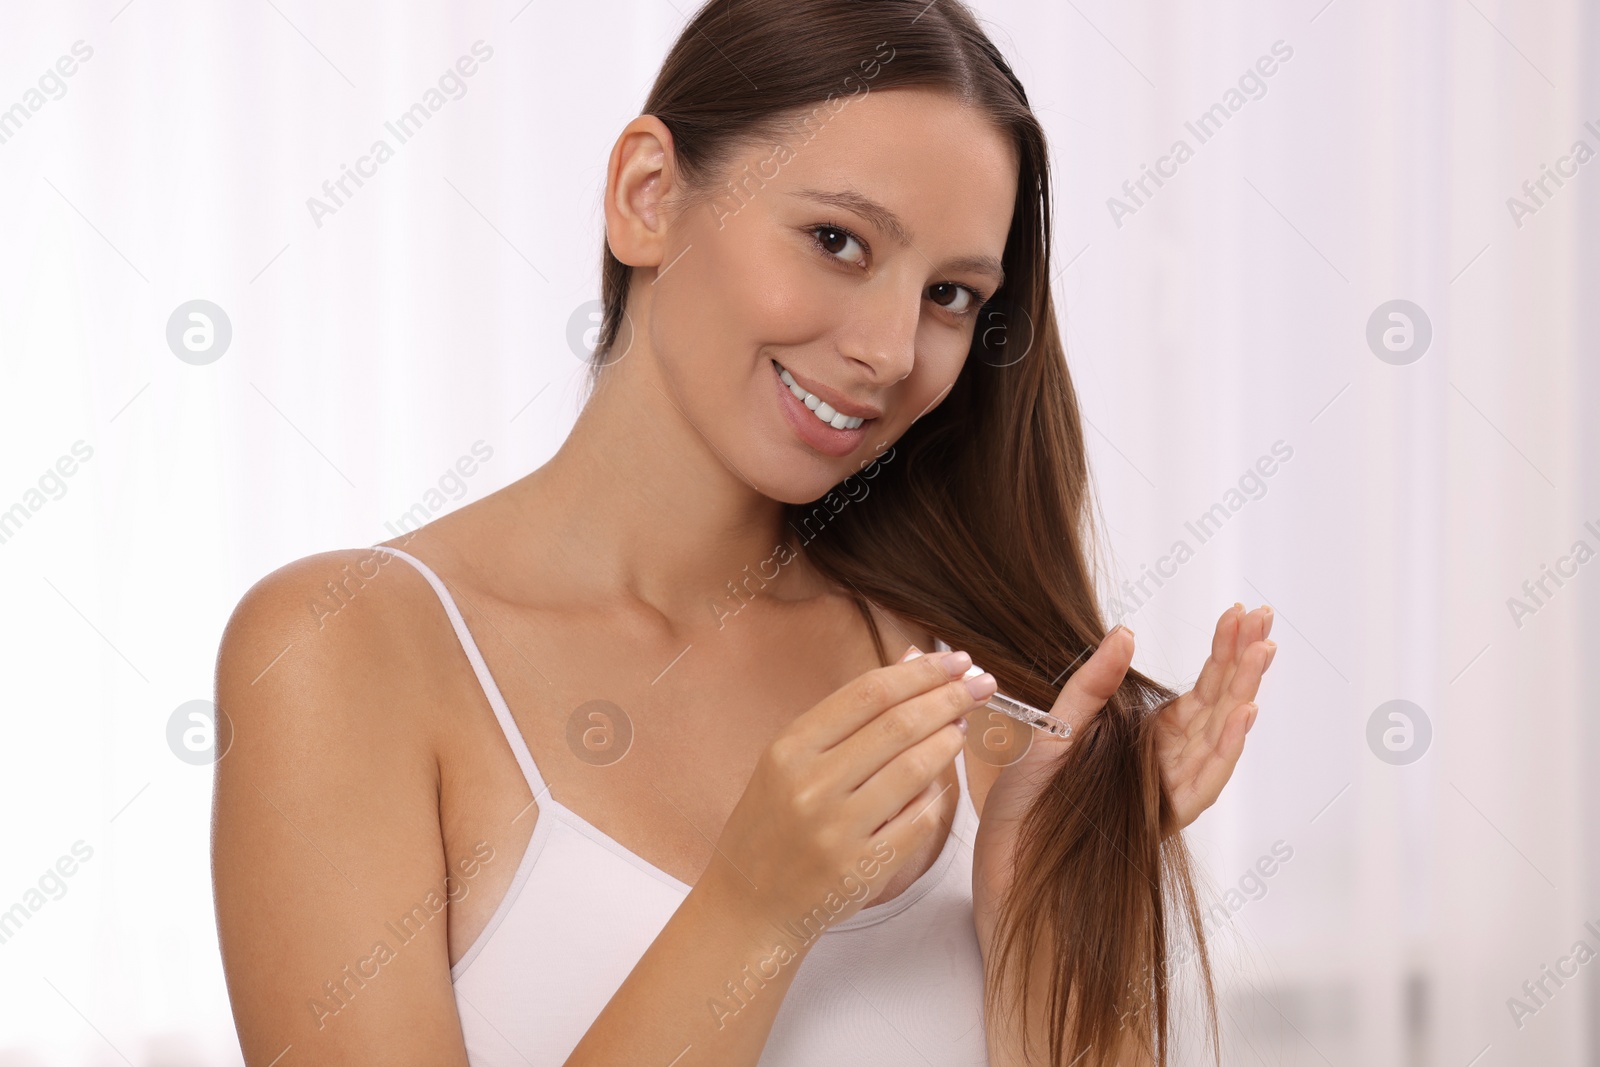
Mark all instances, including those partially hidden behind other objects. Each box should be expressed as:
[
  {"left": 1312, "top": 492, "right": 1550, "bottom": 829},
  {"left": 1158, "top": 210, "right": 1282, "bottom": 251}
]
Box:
[
  {"left": 650, "top": 230, "right": 826, "bottom": 381},
  {"left": 899, "top": 376, "right": 954, "bottom": 427},
  {"left": 726, "top": 237, "right": 832, "bottom": 347},
  {"left": 899, "top": 334, "right": 967, "bottom": 414},
  {"left": 645, "top": 249, "right": 737, "bottom": 400}
]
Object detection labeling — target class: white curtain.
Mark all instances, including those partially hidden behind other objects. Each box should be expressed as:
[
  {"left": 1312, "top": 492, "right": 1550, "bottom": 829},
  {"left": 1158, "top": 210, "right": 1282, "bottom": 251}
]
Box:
[{"left": 0, "top": 0, "right": 1593, "bottom": 1063}]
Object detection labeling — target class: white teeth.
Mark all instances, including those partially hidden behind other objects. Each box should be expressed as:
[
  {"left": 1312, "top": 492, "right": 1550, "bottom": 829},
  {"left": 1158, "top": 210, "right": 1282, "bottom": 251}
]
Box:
[{"left": 776, "top": 363, "right": 866, "bottom": 430}]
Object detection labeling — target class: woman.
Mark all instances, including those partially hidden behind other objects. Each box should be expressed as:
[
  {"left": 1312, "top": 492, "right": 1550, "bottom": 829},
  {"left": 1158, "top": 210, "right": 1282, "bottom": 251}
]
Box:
[{"left": 212, "top": 0, "right": 1275, "bottom": 1063}]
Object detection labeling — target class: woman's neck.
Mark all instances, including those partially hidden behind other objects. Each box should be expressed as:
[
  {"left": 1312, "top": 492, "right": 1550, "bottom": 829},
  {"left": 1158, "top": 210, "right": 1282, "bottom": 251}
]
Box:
[{"left": 493, "top": 347, "right": 830, "bottom": 622}]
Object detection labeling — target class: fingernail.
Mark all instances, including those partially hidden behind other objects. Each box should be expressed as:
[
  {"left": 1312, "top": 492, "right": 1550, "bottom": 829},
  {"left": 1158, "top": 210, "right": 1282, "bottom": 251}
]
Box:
[
  {"left": 939, "top": 650, "right": 973, "bottom": 677},
  {"left": 956, "top": 716, "right": 969, "bottom": 735},
  {"left": 1245, "top": 703, "right": 1259, "bottom": 729},
  {"left": 899, "top": 645, "right": 923, "bottom": 663},
  {"left": 964, "top": 671, "right": 997, "bottom": 701}
]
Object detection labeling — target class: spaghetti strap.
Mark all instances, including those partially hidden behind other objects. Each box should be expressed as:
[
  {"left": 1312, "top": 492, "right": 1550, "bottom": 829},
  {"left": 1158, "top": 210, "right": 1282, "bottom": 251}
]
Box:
[{"left": 373, "top": 545, "right": 552, "bottom": 803}]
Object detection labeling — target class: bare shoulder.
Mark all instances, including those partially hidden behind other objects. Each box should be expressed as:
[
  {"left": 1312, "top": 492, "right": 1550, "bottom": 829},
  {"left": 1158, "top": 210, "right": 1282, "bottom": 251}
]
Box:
[
  {"left": 212, "top": 546, "right": 472, "bottom": 1064},
  {"left": 218, "top": 546, "right": 436, "bottom": 680},
  {"left": 212, "top": 542, "right": 464, "bottom": 815}
]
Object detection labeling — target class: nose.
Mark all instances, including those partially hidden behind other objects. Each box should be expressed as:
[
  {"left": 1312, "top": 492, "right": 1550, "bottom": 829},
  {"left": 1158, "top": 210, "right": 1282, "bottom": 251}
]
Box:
[{"left": 835, "top": 274, "right": 919, "bottom": 385}]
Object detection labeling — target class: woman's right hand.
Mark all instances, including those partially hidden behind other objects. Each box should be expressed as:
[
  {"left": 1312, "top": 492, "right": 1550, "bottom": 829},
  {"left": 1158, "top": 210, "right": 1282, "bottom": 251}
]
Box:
[{"left": 702, "top": 647, "right": 996, "bottom": 929}]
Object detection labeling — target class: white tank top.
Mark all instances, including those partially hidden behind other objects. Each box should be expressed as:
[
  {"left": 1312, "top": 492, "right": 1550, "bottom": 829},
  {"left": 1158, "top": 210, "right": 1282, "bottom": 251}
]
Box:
[{"left": 376, "top": 546, "right": 990, "bottom": 1065}]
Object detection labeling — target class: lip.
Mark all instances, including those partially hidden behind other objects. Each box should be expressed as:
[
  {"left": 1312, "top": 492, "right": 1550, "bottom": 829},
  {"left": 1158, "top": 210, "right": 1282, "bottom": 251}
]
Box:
[{"left": 772, "top": 360, "right": 875, "bottom": 458}]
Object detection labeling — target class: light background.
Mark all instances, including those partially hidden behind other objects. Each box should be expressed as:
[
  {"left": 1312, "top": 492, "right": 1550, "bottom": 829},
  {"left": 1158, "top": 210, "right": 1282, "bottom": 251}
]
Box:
[{"left": 0, "top": 0, "right": 1595, "bottom": 1064}]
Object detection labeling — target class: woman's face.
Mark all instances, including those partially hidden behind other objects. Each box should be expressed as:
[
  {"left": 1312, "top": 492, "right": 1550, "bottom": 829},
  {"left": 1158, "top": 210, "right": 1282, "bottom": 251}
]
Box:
[{"left": 643, "top": 86, "right": 1020, "bottom": 504}]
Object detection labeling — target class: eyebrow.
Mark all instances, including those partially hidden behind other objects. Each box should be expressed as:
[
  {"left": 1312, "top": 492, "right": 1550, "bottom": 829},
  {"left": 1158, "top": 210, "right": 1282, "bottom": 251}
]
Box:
[{"left": 791, "top": 187, "right": 1007, "bottom": 289}]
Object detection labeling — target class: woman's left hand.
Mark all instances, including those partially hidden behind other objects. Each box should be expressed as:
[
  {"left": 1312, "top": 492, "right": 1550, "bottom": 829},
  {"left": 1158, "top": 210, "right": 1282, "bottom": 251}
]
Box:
[
  {"left": 1153, "top": 603, "right": 1276, "bottom": 834},
  {"left": 969, "top": 603, "right": 1275, "bottom": 952}
]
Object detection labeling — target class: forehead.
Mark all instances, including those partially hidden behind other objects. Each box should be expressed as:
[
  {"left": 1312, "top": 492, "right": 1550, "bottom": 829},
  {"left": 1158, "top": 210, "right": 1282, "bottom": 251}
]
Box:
[{"left": 737, "top": 86, "right": 1018, "bottom": 252}]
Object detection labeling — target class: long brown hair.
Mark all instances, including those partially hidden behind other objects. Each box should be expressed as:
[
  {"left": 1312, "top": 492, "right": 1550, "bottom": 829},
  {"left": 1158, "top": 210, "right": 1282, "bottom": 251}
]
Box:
[{"left": 587, "top": 1, "right": 1220, "bottom": 1062}]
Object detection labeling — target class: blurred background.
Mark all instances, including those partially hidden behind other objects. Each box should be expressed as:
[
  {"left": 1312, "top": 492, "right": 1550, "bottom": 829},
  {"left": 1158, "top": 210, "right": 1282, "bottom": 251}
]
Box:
[{"left": 1, "top": 0, "right": 1595, "bottom": 1063}]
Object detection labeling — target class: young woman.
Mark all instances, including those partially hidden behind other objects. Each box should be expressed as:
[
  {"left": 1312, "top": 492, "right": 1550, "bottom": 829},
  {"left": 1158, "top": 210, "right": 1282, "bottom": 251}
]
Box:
[{"left": 212, "top": 1, "right": 1276, "bottom": 1064}]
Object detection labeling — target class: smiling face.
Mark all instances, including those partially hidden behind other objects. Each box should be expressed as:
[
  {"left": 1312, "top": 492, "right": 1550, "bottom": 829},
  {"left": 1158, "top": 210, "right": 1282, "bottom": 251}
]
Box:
[{"left": 640, "top": 86, "right": 1020, "bottom": 504}]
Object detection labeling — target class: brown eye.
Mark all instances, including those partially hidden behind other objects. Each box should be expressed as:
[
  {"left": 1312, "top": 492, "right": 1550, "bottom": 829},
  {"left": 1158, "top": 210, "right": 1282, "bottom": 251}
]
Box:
[
  {"left": 929, "top": 282, "right": 977, "bottom": 316},
  {"left": 810, "top": 224, "right": 866, "bottom": 267}
]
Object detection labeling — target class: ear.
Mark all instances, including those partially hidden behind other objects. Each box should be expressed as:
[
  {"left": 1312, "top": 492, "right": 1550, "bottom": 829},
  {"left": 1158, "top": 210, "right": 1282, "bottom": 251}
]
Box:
[{"left": 604, "top": 115, "right": 680, "bottom": 270}]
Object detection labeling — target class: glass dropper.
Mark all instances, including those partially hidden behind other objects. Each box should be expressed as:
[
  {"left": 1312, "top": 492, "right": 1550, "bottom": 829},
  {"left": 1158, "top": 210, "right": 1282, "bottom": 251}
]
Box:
[{"left": 960, "top": 663, "right": 1073, "bottom": 739}]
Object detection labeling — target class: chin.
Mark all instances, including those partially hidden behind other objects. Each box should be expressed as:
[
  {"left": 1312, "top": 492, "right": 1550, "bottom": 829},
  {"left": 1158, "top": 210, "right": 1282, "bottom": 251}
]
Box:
[
  {"left": 742, "top": 429, "right": 898, "bottom": 509},
  {"left": 762, "top": 472, "right": 852, "bottom": 507}
]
